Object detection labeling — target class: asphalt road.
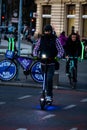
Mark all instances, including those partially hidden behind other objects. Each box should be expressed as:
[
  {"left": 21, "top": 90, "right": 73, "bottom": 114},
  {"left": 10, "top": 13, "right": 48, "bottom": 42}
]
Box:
[{"left": 0, "top": 85, "right": 87, "bottom": 130}]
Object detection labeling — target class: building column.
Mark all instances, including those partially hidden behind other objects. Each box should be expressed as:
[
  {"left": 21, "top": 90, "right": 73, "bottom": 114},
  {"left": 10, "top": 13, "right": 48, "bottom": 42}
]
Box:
[
  {"left": 75, "top": 3, "right": 80, "bottom": 33},
  {"left": 35, "top": 4, "right": 42, "bottom": 35},
  {"left": 51, "top": 3, "right": 64, "bottom": 36}
]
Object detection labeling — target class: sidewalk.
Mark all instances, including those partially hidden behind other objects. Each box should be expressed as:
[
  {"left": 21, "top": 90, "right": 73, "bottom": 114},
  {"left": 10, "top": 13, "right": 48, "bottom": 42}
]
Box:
[{"left": 0, "top": 39, "right": 32, "bottom": 55}]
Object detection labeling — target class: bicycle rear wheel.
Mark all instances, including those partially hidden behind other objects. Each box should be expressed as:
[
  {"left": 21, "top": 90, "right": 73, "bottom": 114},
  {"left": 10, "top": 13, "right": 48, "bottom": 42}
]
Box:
[
  {"left": 69, "top": 68, "right": 77, "bottom": 89},
  {"left": 72, "top": 67, "right": 77, "bottom": 89},
  {"left": 0, "top": 59, "right": 17, "bottom": 81}
]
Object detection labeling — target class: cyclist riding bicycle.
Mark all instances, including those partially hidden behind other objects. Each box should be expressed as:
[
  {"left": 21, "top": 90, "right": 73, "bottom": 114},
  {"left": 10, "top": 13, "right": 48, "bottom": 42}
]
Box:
[
  {"left": 33, "top": 24, "right": 64, "bottom": 102},
  {"left": 65, "top": 32, "right": 82, "bottom": 83}
]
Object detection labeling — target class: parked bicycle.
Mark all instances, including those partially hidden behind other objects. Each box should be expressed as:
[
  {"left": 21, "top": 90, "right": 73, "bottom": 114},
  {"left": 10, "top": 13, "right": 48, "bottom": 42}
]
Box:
[
  {"left": 66, "top": 56, "right": 78, "bottom": 89},
  {"left": 0, "top": 50, "right": 43, "bottom": 82}
]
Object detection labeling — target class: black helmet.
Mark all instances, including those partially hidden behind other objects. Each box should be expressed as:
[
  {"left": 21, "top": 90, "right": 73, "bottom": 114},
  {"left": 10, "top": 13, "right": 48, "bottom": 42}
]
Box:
[{"left": 44, "top": 24, "right": 53, "bottom": 33}]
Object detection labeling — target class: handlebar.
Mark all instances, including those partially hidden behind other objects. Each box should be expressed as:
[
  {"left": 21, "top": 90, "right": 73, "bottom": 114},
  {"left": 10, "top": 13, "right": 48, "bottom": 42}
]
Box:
[{"left": 65, "top": 56, "right": 81, "bottom": 62}]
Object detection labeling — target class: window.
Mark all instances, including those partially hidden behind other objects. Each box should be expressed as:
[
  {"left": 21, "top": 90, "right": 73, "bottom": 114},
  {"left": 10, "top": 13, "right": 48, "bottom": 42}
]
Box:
[
  {"left": 43, "top": 5, "right": 51, "bottom": 14},
  {"left": 67, "top": 5, "right": 75, "bottom": 15},
  {"left": 82, "top": 4, "right": 87, "bottom": 37},
  {"left": 82, "top": 4, "right": 87, "bottom": 15},
  {"left": 42, "top": 5, "right": 51, "bottom": 33}
]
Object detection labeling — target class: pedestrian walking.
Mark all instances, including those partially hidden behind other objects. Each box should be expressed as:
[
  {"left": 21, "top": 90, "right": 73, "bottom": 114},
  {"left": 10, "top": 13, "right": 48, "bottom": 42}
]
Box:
[{"left": 59, "top": 31, "right": 68, "bottom": 58}]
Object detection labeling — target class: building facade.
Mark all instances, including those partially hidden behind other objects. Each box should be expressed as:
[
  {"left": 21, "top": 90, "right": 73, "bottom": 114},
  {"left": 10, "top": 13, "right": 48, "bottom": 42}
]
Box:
[{"left": 35, "top": 0, "right": 87, "bottom": 38}]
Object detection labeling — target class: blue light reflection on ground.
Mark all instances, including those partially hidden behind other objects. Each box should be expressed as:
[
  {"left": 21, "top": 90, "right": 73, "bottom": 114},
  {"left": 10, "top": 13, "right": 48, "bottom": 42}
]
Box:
[{"left": 35, "top": 104, "right": 63, "bottom": 111}]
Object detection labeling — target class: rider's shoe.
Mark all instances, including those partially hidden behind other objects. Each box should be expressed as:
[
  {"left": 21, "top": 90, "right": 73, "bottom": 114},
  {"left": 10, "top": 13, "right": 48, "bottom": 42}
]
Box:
[
  {"left": 45, "top": 96, "right": 53, "bottom": 104},
  {"left": 72, "top": 82, "right": 77, "bottom": 89},
  {"left": 66, "top": 73, "right": 69, "bottom": 76}
]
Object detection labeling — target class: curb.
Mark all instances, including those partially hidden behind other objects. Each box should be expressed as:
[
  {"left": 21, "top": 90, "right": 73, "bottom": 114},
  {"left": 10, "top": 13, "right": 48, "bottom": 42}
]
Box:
[
  {"left": 0, "top": 81, "right": 42, "bottom": 88},
  {"left": 0, "top": 81, "right": 60, "bottom": 89}
]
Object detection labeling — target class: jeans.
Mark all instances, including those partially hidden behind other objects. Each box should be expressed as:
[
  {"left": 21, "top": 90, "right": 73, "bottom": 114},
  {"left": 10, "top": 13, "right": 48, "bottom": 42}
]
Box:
[{"left": 41, "top": 63, "right": 55, "bottom": 97}]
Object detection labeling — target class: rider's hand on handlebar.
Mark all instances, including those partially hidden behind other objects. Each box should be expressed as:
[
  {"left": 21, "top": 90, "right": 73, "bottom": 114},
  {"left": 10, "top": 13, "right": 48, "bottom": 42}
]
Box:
[
  {"left": 33, "top": 56, "right": 38, "bottom": 60},
  {"left": 54, "top": 57, "right": 59, "bottom": 62}
]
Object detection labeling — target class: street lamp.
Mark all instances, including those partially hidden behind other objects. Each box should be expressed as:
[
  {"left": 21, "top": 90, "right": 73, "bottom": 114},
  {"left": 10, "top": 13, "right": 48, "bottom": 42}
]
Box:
[
  {"left": 16, "top": 0, "right": 23, "bottom": 80},
  {"left": 18, "top": 0, "right": 22, "bottom": 56},
  {"left": 0, "top": 0, "right": 2, "bottom": 44}
]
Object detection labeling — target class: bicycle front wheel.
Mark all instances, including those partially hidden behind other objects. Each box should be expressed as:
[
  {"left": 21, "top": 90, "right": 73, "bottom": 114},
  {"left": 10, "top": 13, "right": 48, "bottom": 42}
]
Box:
[
  {"left": 0, "top": 59, "right": 17, "bottom": 81},
  {"left": 30, "top": 61, "right": 43, "bottom": 83}
]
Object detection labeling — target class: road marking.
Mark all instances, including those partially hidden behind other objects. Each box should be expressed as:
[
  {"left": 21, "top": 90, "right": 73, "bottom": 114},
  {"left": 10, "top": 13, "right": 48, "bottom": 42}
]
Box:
[
  {"left": 42, "top": 114, "right": 56, "bottom": 120},
  {"left": 16, "top": 128, "right": 27, "bottom": 130},
  {"left": 70, "top": 128, "right": 78, "bottom": 130},
  {"left": 80, "top": 98, "right": 87, "bottom": 102},
  {"left": 63, "top": 104, "right": 76, "bottom": 110},
  {"left": 0, "top": 102, "right": 6, "bottom": 105},
  {"left": 18, "top": 95, "right": 32, "bottom": 100}
]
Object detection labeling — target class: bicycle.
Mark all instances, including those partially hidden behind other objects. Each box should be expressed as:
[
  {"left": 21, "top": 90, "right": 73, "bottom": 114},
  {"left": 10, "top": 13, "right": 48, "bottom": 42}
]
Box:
[
  {"left": 0, "top": 50, "right": 43, "bottom": 83},
  {"left": 66, "top": 56, "right": 78, "bottom": 89}
]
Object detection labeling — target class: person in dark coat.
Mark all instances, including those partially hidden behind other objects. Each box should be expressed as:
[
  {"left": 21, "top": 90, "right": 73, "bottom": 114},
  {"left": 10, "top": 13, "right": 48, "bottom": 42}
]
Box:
[{"left": 65, "top": 32, "right": 82, "bottom": 82}]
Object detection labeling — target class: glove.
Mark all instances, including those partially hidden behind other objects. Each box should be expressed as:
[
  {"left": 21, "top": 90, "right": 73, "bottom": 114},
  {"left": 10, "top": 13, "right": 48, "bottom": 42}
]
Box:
[
  {"left": 54, "top": 57, "right": 59, "bottom": 62},
  {"left": 78, "top": 57, "right": 82, "bottom": 62},
  {"left": 33, "top": 56, "right": 38, "bottom": 60}
]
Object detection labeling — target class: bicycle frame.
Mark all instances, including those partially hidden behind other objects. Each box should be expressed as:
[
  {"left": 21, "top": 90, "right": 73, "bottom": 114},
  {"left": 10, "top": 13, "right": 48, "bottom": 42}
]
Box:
[
  {"left": 69, "top": 58, "right": 75, "bottom": 77},
  {"left": 68, "top": 57, "right": 77, "bottom": 88},
  {"left": 15, "top": 55, "right": 33, "bottom": 72}
]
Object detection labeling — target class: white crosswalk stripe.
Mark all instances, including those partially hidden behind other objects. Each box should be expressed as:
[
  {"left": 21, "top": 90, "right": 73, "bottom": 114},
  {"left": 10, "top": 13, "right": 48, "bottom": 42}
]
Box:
[
  {"left": 63, "top": 104, "right": 76, "bottom": 110},
  {"left": 18, "top": 95, "right": 32, "bottom": 100},
  {"left": 0, "top": 102, "right": 6, "bottom": 105}
]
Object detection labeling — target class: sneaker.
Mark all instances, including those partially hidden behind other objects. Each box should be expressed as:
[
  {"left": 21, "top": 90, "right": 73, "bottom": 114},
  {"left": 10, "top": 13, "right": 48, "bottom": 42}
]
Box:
[
  {"left": 45, "top": 96, "right": 53, "bottom": 102},
  {"left": 66, "top": 73, "right": 69, "bottom": 76}
]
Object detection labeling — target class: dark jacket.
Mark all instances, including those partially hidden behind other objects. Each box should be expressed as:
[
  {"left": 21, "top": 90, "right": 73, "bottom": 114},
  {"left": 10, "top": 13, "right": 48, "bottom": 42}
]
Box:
[
  {"left": 65, "top": 38, "right": 82, "bottom": 57},
  {"left": 33, "top": 34, "right": 64, "bottom": 59},
  {"left": 39, "top": 34, "right": 58, "bottom": 58}
]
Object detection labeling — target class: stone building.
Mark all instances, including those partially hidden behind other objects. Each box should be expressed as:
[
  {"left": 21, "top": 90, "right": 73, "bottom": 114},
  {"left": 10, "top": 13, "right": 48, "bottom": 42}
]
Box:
[{"left": 35, "top": 0, "right": 87, "bottom": 38}]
